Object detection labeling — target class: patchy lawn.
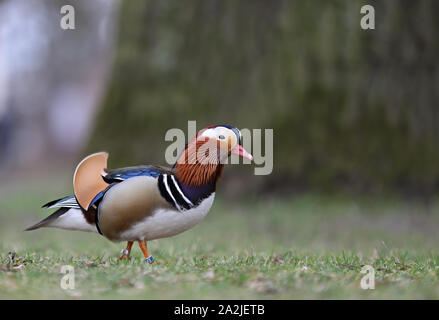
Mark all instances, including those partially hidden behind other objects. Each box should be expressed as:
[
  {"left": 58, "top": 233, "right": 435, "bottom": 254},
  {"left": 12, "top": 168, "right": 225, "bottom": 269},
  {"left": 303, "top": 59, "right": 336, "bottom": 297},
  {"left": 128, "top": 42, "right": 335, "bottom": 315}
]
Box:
[{"left": 1, "top": 174, "right": 439, "bottom": 299}]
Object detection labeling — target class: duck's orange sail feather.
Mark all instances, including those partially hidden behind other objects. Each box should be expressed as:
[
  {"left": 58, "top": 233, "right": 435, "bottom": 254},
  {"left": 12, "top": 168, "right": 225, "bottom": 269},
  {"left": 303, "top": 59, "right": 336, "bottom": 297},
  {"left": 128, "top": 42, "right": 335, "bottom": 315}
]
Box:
[{"left": 73, "top": 152, "right": 109, "bottom": 210}]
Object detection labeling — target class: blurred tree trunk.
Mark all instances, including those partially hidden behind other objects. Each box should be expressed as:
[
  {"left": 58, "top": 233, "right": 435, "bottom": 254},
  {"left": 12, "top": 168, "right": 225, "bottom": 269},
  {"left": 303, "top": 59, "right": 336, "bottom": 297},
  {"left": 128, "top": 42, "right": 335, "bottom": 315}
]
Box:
[{"left": 89, "top": 0, "right": 439, "bottom": 195}]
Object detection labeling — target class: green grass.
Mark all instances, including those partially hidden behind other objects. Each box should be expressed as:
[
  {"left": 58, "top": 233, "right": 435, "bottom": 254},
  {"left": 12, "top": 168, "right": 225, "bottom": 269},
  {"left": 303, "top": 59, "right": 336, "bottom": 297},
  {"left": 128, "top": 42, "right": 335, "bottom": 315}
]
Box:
[{"left": 1, "top": 174, "right": 439, "bottom": 299}]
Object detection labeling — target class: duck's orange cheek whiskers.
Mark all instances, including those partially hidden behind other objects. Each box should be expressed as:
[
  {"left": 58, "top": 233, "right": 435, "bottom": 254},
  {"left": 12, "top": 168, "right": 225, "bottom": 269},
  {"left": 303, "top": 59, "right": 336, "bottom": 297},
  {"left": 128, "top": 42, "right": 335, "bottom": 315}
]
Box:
[{"left": 232, "top": 145, "right": 253, "bottom": 161}]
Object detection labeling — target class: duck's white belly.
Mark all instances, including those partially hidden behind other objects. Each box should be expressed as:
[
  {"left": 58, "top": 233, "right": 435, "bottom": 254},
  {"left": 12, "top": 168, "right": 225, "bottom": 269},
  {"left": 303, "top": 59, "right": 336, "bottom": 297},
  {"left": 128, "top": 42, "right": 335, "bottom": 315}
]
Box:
[{"left": 119, "top": 193, "right": 215, "bottom": 241}]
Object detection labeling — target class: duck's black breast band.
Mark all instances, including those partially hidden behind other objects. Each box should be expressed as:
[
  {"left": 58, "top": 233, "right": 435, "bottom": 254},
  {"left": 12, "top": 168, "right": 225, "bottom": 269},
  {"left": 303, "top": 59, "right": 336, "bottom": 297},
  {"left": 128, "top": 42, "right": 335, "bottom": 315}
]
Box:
[{"left": 158, "top": 174, "right": 193, "bottom": 211}]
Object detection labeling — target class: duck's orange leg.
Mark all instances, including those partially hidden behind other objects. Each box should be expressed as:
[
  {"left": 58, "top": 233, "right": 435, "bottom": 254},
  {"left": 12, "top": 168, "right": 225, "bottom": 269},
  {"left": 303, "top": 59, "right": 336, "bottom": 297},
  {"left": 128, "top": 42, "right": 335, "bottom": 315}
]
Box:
[
  {"left": 138, "top": 240, "right": 155, "bottom": 264},
  {"left": 118, "top": 241, "right": 133, "bottom": 260}
]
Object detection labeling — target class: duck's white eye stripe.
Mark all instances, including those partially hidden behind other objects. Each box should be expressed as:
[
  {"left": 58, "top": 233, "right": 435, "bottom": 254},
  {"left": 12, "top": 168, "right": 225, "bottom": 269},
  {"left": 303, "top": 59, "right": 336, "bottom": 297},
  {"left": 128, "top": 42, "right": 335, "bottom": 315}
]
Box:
[{"left": 200, "top": 129, "right": 217, "bottom": 138}]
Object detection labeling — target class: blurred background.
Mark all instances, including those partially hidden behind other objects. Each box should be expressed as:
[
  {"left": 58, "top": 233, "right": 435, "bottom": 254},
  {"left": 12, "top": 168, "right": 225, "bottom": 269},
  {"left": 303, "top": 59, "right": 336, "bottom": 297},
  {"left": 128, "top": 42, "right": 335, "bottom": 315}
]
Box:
[
  {"left": 1, "top": 0, "right": 439, "bottom": 198},
  {"left": 1, "top": 0, "right": 439, "bottom": 299}
]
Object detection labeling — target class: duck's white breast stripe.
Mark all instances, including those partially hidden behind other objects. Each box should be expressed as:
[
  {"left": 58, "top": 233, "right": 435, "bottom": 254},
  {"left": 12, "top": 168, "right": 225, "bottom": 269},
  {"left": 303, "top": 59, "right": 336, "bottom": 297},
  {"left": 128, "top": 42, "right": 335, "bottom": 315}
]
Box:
[
  {"left": 163, "top": 174, "right": 181, "bottom": 210},
  {"left": 170, "top": 174, "right": 194, "bottom": 207}
]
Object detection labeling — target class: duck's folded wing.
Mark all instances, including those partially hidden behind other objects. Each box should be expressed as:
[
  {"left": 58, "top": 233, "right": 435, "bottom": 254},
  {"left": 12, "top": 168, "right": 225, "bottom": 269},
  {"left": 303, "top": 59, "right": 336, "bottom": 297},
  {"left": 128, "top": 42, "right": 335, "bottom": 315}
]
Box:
[{"left": 102, "top": 165, "right": 172, "bottom": 183}]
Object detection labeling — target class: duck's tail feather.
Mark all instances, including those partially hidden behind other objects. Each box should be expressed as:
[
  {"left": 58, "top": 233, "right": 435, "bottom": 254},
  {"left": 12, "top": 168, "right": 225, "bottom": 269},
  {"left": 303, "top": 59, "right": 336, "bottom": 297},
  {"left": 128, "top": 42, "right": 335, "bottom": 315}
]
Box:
[
  {"left": 26, "top": 196, "right": 97, "bottom": 233},
  {"left": 25, "top": 207, "right": 70, "bottom": 231},
  {"left": 42, "top": 195, "right": 80, "bottom": 209}
]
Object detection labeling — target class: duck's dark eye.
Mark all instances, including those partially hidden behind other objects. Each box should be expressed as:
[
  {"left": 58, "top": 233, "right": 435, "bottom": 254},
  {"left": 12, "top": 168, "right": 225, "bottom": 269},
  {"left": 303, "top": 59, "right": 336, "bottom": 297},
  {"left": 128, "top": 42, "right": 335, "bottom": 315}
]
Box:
[{"left": 218, "top": 135, "right": 225, "bottom": 140}]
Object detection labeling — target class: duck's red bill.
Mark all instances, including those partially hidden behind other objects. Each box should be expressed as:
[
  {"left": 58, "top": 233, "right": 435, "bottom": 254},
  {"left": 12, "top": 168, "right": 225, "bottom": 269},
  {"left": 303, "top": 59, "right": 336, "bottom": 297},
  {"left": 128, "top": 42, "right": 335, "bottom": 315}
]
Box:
[{"left": 231, "top": 145, "right": 253, "bottom": 160}]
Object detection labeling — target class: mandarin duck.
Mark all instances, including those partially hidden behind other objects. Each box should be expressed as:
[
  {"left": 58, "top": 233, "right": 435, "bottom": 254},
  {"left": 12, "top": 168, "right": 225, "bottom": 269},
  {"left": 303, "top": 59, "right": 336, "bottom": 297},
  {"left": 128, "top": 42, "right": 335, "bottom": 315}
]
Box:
[{"left": 26, "top": 125, "right": 253, "bottom": 263}]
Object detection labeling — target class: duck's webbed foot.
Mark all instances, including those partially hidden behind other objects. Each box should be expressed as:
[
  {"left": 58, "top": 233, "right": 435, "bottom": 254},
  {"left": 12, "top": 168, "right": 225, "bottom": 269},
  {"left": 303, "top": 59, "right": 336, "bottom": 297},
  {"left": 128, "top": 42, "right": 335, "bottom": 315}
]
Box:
[
  {"left": 138, "top": 240, "right": 155, "bottom": 264},
  {"left": 118, "top": 241, "right": 133, "bottom": 260}
]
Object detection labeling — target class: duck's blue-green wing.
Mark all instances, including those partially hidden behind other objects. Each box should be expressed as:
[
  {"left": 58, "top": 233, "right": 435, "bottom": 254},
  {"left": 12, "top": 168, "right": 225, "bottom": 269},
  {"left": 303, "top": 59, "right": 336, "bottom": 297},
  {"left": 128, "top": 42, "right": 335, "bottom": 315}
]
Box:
[{"left": 102, "top": 165, "right": 172, "bottom": 183}]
